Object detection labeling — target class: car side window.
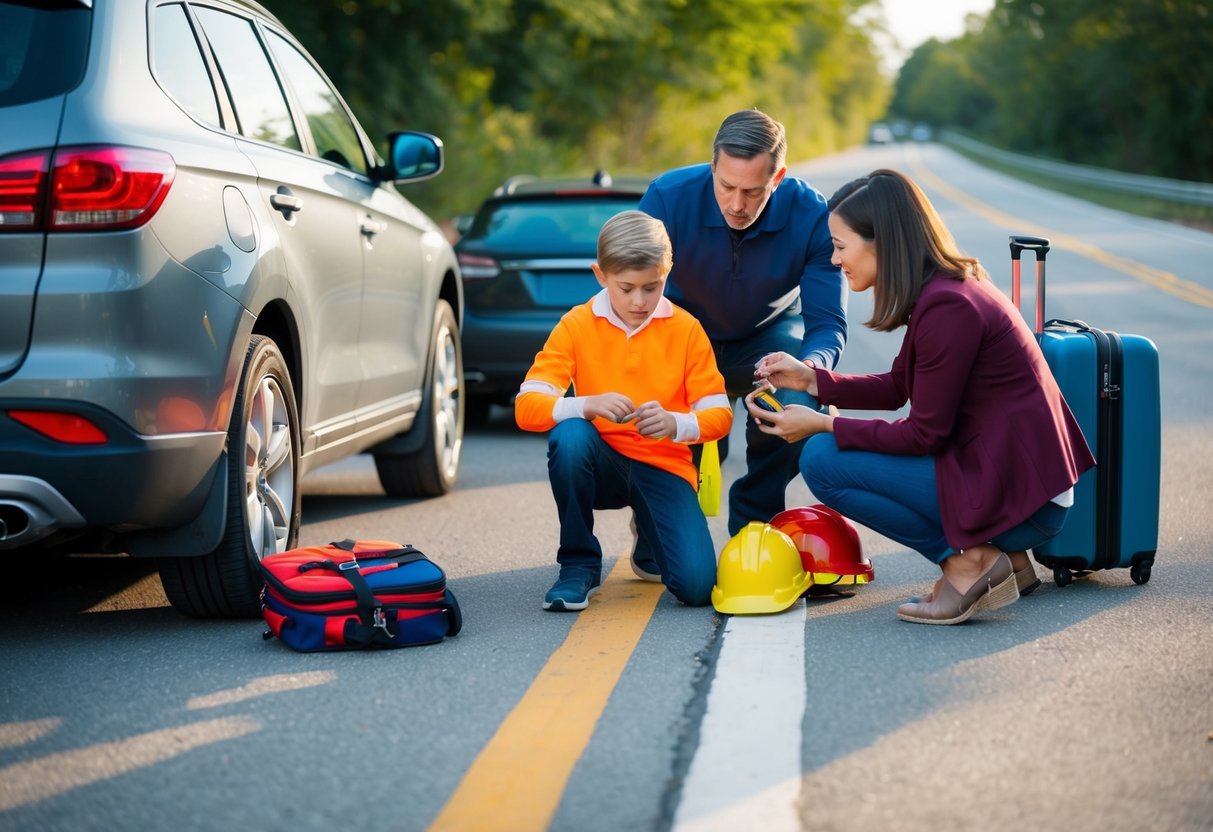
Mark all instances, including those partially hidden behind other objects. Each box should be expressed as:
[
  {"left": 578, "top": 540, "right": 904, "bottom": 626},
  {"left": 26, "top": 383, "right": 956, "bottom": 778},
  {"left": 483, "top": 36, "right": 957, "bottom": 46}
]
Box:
[
  {"left": 151, "top": 4, "right": 221, "bottom": 128},
  {"left": 192, "top": 6, "right": 300, "bottom": 151},
  {"left": 264, "top": 30, "right": 368, "bottom": 175}
]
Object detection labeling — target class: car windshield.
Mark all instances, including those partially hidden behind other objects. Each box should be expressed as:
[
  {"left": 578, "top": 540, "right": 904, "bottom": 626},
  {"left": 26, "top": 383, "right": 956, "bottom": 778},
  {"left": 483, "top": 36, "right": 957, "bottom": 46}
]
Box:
[
  {"left": 464, "top": 197, "right": 640, "bottom": 252},
  {"left": 0, "top": 1, "right": 91, "bottom": 107}
]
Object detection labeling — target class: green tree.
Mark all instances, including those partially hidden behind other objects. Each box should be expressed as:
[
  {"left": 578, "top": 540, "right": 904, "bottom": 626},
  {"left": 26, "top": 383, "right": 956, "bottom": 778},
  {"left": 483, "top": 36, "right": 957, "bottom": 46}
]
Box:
[
  {"left": 920, "top": 0, "right": 1213, "bottom": 180},
  {"left": 264, "top": 0, "right": 890, "bottom": 218},
  {"left": 890, "top": 37, "right": 995, "bottom": 132}
]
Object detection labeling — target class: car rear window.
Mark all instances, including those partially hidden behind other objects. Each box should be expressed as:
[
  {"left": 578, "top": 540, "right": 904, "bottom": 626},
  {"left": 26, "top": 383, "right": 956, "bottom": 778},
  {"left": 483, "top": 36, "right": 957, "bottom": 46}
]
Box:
[
  {"left": 0, "top": 1, "right": 91, "bottom": 107},
  {"left": 465, "top": 197, "right": 642, "bottom": 251}
]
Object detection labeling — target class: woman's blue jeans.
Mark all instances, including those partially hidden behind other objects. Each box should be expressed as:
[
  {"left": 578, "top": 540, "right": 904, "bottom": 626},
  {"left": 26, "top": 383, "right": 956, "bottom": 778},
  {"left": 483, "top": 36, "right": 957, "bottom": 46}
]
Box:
[
  {"left": 799, "top": 433, "right": 1069, "bottom": 564},
  {"left": 547, "top": 419, "right": 715, "bottom": 606}
]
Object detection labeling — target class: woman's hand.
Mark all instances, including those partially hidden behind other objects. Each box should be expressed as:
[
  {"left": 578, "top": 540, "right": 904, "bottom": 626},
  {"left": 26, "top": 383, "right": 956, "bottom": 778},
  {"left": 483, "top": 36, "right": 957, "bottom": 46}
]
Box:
[
  {"left": 754, "top": 351, "right": 818, "bottom": 397},
  {"left": 584, "top": 392, "right": 636, "bottom": 424},
  {"left": 743, "top": 392, "right": 833, "bottom": 443},
  {"left": 628, "top": 401, "right": 677, "bottom": 440}
]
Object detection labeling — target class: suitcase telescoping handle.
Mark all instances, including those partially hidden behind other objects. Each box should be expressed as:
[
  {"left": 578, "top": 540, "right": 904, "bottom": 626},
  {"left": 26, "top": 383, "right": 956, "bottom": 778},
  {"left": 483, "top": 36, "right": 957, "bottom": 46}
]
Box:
[{"left": 1009, "top": 235, "right": 1050, "bottom": 333}]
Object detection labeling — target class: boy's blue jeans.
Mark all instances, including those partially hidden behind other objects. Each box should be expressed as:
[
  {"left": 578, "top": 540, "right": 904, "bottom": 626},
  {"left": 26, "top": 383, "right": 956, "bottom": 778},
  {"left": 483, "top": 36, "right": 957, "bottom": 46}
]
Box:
[
  {"left": 547, "top": 419, "right": 715, "bottom": 606},
  {"left": 800, "top": 433, "right": 1069, "bottom": 564}
]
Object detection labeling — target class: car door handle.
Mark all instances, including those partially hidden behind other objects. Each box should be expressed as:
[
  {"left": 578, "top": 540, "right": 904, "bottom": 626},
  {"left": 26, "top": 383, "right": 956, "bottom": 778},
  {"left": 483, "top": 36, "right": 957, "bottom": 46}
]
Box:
[
  {"left": 360, "top": 217, "right": 387, "bottom": 238},
  {"left": 270, "top": 186, "right": 302, "bottom": 217}
]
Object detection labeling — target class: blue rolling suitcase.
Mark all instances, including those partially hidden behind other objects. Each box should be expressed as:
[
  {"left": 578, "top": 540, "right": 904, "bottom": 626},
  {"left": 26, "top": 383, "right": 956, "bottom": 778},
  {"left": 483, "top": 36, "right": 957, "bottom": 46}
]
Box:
[{"left": 1009, "top": 236, "right": 1160, "bottom": 587}]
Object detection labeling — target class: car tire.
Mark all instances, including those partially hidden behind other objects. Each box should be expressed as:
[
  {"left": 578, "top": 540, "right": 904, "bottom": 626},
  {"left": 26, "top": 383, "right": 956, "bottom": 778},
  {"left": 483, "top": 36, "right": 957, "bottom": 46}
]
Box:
[
  {"left": 374, "top": 300, "right": 464, "bottom": 497},
  {"left": 159, "top": 335, "right": 301, "bottom": 618}
]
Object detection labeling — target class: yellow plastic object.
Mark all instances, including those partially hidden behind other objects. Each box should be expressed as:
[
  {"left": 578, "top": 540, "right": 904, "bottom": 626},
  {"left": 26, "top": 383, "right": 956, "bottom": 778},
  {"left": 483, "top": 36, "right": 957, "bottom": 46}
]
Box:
[
  {"left": 809, "top": 571, "right": 872, "bottom": 586},
  {"left": 752, "top": 389, "right": 784, "bottom": 413},
  {"left": 711, "top": 522, "right": 813, "bottom": 615},
  {"left": 697, "top": 440, "right": 721, "bottom": 517}
]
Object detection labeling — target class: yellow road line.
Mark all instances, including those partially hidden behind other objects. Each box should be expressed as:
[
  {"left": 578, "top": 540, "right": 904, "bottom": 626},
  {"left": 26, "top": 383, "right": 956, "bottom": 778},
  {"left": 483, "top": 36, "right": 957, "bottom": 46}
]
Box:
[
  {"left": 905, "top": 147, "right": 1213, "bottom": 310},
  {"left": 428, "top": 557, "right": 664, "bottom": 832}
]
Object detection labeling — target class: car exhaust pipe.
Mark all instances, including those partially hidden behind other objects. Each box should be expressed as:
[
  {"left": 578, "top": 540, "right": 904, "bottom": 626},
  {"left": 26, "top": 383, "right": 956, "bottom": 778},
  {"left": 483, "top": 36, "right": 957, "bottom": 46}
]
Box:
[
  {"left": 0, "top": 503, "right": 32, "bottom": 541},
  {"left": 0, "top": 482, "right": 85, "bottom": 549}
]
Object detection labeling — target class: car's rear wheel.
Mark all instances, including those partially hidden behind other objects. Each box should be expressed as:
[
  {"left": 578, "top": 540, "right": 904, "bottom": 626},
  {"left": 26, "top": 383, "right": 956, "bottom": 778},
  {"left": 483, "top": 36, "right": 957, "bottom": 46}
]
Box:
[
  {"left": 159, "top": 335, "right": 301, "bottom": 618},
  {"left": 374, "top": 300, "right": 463, "bottom": 497}
]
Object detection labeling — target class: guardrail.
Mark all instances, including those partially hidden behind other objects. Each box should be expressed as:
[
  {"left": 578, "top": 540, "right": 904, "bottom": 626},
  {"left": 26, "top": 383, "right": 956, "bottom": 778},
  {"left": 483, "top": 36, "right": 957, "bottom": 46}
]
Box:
[{"left": 940, "top": 130, "right": 1213, "bottom": 207}]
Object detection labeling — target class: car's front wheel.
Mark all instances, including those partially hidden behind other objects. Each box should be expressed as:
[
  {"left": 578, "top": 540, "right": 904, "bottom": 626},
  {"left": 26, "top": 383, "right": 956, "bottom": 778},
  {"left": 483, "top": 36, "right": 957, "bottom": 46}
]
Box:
[
  {"left": 374, "top": 300, "right": 463, "bottom": 497},
  {"left": 159, "top": 335, "right": 301, "bottom": 618}
]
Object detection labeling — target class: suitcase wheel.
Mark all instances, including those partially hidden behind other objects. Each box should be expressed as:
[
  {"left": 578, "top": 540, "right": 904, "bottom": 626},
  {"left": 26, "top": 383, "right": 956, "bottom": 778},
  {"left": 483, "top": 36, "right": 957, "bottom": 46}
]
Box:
[
  {"left": 1130, "top": 562, "right": 1151, "bottom": 585},
  {"left": 1053, "top": 567, "right": 1074, "bottom": 588}
]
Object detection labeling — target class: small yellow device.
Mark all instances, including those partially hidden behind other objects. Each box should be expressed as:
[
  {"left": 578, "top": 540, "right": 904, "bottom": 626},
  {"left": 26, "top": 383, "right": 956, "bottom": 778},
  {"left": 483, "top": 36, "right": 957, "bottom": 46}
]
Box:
[
  {"left": 752, "top": 389, "right": 783, "bottom": 413},
  {"left": 697, "top": 440, "right": 721, "bottom": 517}
]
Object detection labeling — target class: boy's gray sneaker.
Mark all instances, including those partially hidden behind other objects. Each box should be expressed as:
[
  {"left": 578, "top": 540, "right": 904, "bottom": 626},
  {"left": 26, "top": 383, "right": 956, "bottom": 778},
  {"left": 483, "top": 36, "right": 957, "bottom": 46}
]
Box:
[{"left": 543, "top": 569, "right": 602, "bottom": 611}]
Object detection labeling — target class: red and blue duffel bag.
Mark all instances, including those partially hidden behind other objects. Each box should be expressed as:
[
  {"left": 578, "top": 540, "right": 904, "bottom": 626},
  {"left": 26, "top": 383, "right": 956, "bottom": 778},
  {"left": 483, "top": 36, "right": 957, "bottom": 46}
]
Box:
[{"left": 259, "top": 539, "right": 462, "bottom": 652}]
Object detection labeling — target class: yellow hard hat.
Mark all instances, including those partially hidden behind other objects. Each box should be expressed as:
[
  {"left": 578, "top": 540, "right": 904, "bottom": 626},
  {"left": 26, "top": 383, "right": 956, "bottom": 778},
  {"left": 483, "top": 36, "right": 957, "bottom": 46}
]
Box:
[{"left": 711, "top": 522, "right": 813, "bottom": 614}]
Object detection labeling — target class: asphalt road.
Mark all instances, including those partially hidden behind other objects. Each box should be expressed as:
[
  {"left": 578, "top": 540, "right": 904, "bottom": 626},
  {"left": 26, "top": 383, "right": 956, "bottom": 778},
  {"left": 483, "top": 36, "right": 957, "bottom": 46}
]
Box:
[{"left": 1, "top": 142, "right": 1210, "bottom": 832}]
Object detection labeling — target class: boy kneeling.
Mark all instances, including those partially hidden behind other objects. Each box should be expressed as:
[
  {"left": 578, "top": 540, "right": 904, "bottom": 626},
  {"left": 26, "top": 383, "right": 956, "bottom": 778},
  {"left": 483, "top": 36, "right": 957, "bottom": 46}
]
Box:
[{"left": 515, "top": 211, "right": 733, "bottom": 610}]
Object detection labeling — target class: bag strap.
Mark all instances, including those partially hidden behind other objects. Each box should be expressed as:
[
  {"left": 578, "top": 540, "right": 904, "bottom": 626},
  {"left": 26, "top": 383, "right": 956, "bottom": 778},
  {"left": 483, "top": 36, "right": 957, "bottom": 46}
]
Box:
[
  {"left": 292, "top": 560, "right": 390, "bottom": 645},
  {"left": 328, "top": 539, "right": 427, "bottom": 565}
]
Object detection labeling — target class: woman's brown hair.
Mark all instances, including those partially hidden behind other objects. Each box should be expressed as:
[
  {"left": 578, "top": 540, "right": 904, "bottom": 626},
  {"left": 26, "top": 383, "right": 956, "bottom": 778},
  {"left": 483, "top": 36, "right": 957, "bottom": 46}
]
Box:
[{"left": 827, "top": 169, "right": 986, "bottom": 332}]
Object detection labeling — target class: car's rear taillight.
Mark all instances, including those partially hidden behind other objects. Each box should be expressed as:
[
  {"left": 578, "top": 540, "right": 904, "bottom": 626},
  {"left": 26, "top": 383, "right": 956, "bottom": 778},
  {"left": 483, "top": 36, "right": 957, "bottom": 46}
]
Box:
[
  {"left": 0, "top": 146, "right": 175, "bottom": 233},
  {"left": 0, "top": 151, "right": 50, "bottom": 231},
  {"left": 458, "top": 252, "right": 501, "bottom": 280},
  {"left": 7, "top": 410, "right": 108, "bottom": 445},
  {"left": 50, "top": 147, "right": 175, "bottom": 231}
]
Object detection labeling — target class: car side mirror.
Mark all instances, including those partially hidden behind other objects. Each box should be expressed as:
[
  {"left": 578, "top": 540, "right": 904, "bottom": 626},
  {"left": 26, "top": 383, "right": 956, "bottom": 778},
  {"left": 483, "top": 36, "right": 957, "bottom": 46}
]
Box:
[
  {"left": 380, "top": 131, "right": 444, "bottom": 183},
  {"left": 452, "top": 214, "right": 474, "bottom": 238}
]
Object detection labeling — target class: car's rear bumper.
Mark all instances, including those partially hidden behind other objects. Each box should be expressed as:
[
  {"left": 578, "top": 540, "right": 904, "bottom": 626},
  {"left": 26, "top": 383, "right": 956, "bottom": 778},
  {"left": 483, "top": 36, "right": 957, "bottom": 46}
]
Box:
[{"left": 0, "top": 401, "right": 225, "bottom": 549}]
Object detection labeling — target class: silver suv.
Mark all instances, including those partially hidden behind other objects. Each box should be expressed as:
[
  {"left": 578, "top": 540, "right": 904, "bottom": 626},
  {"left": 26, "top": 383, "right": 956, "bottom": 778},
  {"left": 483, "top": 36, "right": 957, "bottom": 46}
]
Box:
[{"left": 0, "top": 0, "right": 465, "bottom": 617}]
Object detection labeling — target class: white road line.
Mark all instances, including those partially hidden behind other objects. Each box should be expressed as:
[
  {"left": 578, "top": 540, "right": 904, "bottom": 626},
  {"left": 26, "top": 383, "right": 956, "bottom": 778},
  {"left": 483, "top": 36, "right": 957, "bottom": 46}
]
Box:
[
  {"left": 0, "top": 717, "right": 260, "bottom": 811},
  {"left": 673, "top": 605, "right": 807, "bottom": 831},
  {"left": 185, "top": 671, "right": 337, "bottom": 709}
]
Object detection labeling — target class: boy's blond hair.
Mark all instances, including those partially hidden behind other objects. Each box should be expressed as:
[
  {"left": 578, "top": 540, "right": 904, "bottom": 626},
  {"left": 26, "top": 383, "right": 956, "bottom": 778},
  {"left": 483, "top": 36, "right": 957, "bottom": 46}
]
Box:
[{"left": 597, "top": 210, "right": 672, "bottom": 275}]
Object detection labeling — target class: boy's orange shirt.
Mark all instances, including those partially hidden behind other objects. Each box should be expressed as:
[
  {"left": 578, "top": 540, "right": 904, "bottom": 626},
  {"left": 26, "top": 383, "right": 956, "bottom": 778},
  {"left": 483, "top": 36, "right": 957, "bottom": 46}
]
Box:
[{"left": 515, "top": 296, "right": 732, "bottom": 489}]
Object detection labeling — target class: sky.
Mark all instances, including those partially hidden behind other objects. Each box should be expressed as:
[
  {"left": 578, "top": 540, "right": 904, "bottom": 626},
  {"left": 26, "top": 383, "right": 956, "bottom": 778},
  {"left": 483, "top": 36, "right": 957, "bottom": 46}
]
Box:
[{"left": 876, "top": 0, "right": 996, "bottom": 71}]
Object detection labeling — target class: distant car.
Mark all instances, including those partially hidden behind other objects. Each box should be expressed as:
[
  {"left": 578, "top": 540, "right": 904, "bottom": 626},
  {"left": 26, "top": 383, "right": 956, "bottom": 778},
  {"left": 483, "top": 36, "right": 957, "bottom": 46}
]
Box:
[
  {"left": 868, "top": 123, "right": 894, "bottom": 145},
  {"left": 911, "top": 123, "right": 933, "bottom": 142},
  {"left": 454, "top": 172, "right": 647, "bottom": 419},
  {"left": 0, "top": 0, "right": 464, "bottom": 618}
]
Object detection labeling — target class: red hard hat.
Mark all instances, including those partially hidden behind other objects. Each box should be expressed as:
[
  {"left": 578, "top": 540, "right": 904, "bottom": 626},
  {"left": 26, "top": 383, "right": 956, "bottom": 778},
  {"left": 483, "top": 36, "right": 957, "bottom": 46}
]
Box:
[{"left": 770, "top": 504, "right": 874, "bottom": 585}]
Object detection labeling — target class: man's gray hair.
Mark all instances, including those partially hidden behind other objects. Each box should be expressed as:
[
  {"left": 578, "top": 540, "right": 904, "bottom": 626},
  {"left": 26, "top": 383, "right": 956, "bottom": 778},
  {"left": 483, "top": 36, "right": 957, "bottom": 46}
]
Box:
[
  {"left": 712, "top": 109, "right": 787, "bottom": 175},
  {"left": 597, "top": 210, "right": 673, "bottom": 274}
]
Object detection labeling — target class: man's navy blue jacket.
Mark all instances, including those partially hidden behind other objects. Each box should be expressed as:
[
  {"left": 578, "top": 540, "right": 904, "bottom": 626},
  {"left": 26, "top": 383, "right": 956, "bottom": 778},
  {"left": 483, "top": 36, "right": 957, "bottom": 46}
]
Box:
[{"left": 638, "top": 162, "right": 847, "bottom": 370}]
